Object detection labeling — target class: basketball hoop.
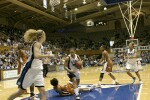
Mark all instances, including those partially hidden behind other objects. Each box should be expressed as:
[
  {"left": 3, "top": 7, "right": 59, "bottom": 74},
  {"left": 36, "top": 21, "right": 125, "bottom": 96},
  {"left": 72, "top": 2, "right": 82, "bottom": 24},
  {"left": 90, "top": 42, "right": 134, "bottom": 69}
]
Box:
[
  {"left": 126, "top": 39, "right": 138, "bottom": 47},
  {"left": 118, "top": 0, "right": 143, "bottom": 38},
  {"left": 49, "top": 0, "right": 60, "bottom": 12}
]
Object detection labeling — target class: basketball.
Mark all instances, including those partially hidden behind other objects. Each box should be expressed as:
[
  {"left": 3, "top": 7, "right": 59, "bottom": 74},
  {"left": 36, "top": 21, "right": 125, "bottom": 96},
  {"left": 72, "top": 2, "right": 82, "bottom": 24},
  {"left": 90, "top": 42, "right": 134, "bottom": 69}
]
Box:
[{"left": 75, "top": 61, "right": 83, "bottom": 69}]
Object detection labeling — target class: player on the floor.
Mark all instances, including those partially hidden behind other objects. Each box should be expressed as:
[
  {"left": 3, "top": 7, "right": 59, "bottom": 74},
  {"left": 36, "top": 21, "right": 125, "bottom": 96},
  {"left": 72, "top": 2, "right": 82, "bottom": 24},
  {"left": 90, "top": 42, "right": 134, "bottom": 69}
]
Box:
[
  {"left": 8, "top": 29, "right": 55, "bottom": 100},
  {"left": 50, "top": 78, "right": 93, "bottom": 96},
  {"left": 16, "top": 43, "right": 35, "bottom": 98},
  {"left": 96, "top": 45, "right": 119, "bottom": 87},
  {"left": 124, "top": 42, "right": 142, "bottom": 83},
  {"left": 64, "top": 48, "right": 82, "bottom": 100}
]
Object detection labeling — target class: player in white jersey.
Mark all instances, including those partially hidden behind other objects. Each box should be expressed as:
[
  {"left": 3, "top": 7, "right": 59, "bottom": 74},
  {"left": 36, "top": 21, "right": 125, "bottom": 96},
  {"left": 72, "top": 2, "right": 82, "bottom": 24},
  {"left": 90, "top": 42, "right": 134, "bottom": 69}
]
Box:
[
  {"left": 125, "top": 42, "right": 142, "bottom": 84},
  {"left": 8, "top": 29, "right": 54, "bottom": 100},
  {"left": 64, "top": 48, "right": 82, "bottom": 100},
  {"left": 16, "top": 43, "right": 35, "bottom": 97}
]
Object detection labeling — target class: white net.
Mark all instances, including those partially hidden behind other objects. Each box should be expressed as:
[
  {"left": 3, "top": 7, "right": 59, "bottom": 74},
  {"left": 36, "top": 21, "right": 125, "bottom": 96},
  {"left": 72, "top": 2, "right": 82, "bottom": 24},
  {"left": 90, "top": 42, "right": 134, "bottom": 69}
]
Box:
[{"left": 49, "top": 0, "right": 60, "bottom": 12}]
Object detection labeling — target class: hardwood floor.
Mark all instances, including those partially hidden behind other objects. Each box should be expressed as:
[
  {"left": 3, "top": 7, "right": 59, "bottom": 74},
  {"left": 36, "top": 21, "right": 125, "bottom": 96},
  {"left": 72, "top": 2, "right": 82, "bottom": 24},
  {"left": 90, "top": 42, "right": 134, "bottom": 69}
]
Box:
[{"left": 0, "top": 64, "right": 149, "bottom": 100}]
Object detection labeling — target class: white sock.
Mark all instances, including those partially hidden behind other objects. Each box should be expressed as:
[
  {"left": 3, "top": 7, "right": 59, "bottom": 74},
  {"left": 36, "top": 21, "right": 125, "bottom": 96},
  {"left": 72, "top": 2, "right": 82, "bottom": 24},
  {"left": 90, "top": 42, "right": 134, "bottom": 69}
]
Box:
[
  {"left": 114, "top": 79, "right": 118, "bottom": 82},
  {"left": 74, "top": 88, "right": 79, "bottom": 96},
  {"left": 90, "top": 85, "right": 94, "bottom": 90},
  {"left": 98, "top": 81, "right": 101, "bottom": 85}
]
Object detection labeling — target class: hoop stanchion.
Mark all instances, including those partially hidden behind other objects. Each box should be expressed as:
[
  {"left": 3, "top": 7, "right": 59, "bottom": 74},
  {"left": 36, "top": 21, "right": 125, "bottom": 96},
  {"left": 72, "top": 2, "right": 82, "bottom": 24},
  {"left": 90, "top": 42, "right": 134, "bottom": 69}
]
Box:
[{"left": 118, "top": 0, "right": 143, "bottom": 38}]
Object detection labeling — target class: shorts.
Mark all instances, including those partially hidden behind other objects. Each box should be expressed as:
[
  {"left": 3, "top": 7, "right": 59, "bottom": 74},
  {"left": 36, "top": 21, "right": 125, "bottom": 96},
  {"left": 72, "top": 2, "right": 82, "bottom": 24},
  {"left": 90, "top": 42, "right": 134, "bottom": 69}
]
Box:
[
  {"left": 43, "top": 64, "right": 48, "bottom": 72},
  {"left": 101, "top": 61, "right": 113, "bottom": 73},
  {"left": 67, "top": 72, "right": 80, "bottom": 80},
  {"left": 17, "top": 61, "right": 44, "bottom": 90},
  {"left": 126, "top": 62, "right": 139, "bottom": 72}
]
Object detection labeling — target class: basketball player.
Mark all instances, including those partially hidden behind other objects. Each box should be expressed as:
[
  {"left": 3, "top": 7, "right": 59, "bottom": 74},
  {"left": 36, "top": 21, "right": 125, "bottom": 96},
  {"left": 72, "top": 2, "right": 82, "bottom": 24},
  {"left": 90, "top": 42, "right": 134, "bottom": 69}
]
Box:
[
  {"left": 50, "top": 78, "right": 93, "bottom": 96},
  {"left": 124, "top": 42, "right": 142, "bottom": 83},
  {"left": 97, "top": 45, "right": 119, "bottom": 86},
  {"left": 8, "top": 29, "right": 55, "bottom": 100},
  {"left": 118, "top": 52, "right": 125, "bottom": 69},
  {"left": 64, "top": 48, "right": 82, "bottom": 100},
  {"left": 16, "top": 43, "right": 35, "bottom": 98},
  {"left": 16, "top": 44, "right": 27, "bottom": 75}
]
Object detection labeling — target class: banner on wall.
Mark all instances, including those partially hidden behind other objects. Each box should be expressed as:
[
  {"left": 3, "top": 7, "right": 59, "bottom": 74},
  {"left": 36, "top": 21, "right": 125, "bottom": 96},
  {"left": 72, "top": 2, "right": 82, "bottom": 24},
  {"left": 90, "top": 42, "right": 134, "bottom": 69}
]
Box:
[{"left": 3, "top": 70, "right": 18, "bottom": 79}]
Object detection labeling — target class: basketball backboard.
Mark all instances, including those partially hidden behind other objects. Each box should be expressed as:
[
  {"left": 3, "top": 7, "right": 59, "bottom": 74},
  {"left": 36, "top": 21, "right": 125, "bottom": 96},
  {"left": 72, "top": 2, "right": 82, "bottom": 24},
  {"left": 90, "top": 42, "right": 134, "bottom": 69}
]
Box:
[{"left": 126, "top": 39, "right": 139, "bottom": 47}]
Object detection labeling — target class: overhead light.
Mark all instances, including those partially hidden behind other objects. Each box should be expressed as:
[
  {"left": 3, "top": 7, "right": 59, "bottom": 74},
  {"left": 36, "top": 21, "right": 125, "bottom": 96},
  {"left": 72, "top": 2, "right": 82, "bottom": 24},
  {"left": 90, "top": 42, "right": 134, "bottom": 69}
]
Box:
[
  {"left": 74, "top": 8, "right": 78, "bottom": 11},
  {"left": 14, "top": 10, "right": 17, "bottom": 12},
  {"left": 104, "top": 7, "right": 107, "bottom": 10},
  {"left": 83, "top": 0, "right": 86, "bottom": 4},
  {"left": 97, "top": 2, "right": 101, "bottom": 7},
  {"left": 87, "top": 19, "right": 94, "bottom": 26},
  {"left": 63, "top": 3, "right": 67, "bottom": 8},
  {"left": 99, "top": 22, "right": 102, "bottom": 24}
]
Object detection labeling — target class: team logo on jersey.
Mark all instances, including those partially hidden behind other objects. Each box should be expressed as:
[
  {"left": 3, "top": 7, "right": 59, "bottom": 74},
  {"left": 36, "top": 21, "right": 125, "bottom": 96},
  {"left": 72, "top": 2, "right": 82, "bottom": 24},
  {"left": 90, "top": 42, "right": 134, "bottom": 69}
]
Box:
[{"left": 71, "top": 60, "right": 77, "bottom": 66}]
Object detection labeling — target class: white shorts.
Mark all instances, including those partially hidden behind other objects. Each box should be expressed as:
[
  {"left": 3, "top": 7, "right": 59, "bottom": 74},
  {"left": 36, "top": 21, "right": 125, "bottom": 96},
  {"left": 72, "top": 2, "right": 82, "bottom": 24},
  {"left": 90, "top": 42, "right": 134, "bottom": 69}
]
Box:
[
  {"left": 126, "top": 62, "right": 139, "bottom": 72},
  {"left": 74, "top": 72, "right": 80, "bottom": 79},
  {"left": 17, "top": 68, "right": 44, "bottom": 90},
  {"left": 67, "top": 71, "right": 80, "bottom": 80},
  {"left": 101, "top": 62, "right": 108, "bottom": 73}
]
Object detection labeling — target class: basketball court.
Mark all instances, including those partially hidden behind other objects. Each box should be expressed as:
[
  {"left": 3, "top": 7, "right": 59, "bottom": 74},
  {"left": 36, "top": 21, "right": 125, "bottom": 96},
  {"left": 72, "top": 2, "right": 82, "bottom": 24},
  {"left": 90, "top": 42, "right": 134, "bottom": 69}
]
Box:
[
  {"left": 22, "top": 84, "right": 142, "bottom": 100},
  {"left": 0, "top": 0, "right": 150, "bottom": 100},
  {"left": 0, "top": 65, "right": 150, "bottom": 100}
]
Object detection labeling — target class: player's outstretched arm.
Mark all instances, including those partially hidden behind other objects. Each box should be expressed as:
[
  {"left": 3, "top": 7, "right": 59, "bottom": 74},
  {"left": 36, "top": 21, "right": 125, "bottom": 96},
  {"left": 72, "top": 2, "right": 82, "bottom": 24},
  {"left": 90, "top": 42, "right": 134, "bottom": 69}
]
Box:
[
  {"left": 96, "top": 53, "right": 104, "bottom": 66},
  {"left": 77, "top": 55, "right": 82, "bottom": 61},
  {"left": 34, "top": 42, "right": 55, "bottom": 58}
]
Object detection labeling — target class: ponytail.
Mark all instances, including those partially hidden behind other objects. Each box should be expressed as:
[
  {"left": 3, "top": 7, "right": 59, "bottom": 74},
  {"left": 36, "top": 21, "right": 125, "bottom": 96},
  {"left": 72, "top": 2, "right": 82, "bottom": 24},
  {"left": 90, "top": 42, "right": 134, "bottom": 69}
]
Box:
[{"left": 24, "top": 29, "right": 44, "bottom": 43}]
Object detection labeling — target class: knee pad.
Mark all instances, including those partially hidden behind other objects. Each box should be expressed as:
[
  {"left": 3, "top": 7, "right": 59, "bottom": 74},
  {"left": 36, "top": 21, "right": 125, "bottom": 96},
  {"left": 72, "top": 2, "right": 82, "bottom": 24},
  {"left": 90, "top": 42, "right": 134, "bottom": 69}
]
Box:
[{"left": 107, "top": 72, "right": 111, "bottom": 75}]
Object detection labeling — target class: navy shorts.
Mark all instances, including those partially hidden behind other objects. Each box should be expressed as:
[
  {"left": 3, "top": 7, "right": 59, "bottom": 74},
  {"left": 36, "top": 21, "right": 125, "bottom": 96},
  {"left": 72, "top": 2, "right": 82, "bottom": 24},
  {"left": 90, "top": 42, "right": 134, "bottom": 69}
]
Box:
[{"left": 67, "top": 73, "right": 76, "bottom": 79}]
